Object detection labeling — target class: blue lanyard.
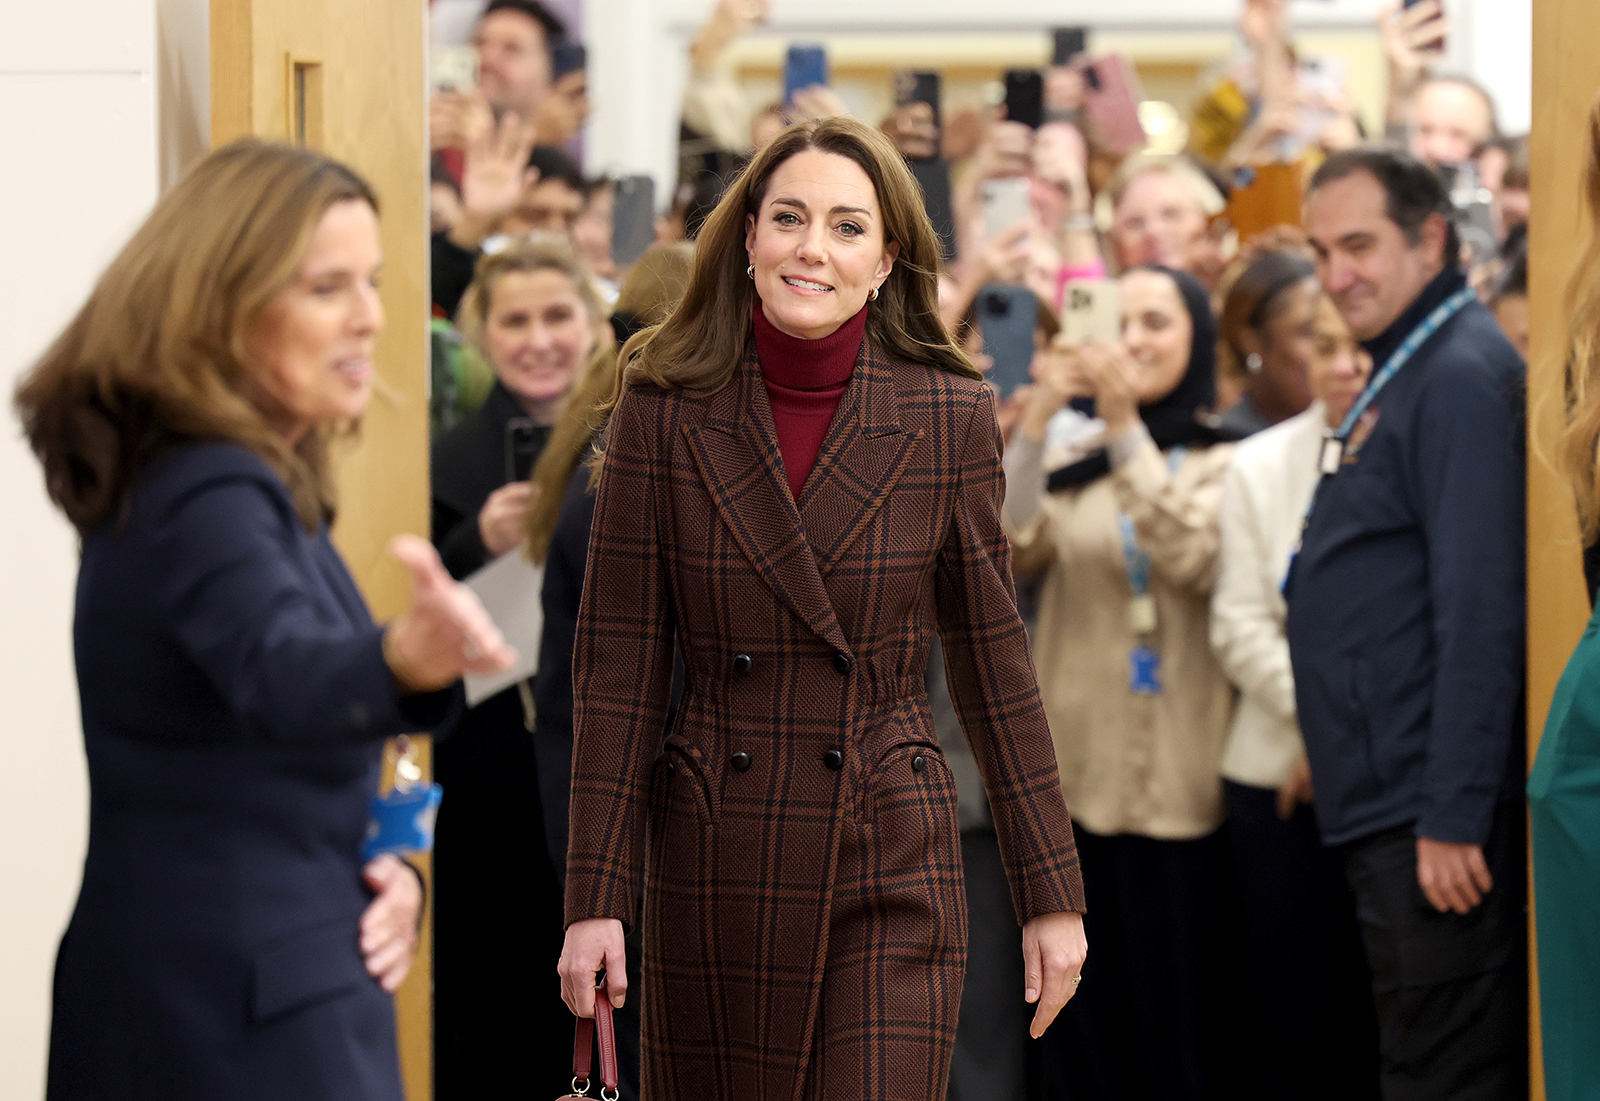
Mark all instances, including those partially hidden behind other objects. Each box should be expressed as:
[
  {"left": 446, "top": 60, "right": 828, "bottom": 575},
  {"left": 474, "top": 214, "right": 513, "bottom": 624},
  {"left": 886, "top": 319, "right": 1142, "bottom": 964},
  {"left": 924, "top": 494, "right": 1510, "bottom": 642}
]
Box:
[
  {"left": 1330, "top": 285, "right": 1477, "bottom": 446},
  {"left": 1286, "top": 285, "right": 1476, "bottom": 594},
  {"left": 1119, "top": 446, "right": 1186, "bottom": 597}
]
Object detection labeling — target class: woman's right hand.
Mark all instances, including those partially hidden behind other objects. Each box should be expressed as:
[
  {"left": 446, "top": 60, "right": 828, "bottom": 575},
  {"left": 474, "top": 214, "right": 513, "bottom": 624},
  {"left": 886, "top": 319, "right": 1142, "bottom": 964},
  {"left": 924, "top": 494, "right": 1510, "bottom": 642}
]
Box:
[
  {"left": 384, "top": 535, "right": 515, "bottom": 692},
  {"left": 559, "top": 917, "right": 628, "bottom": 1017},
  {"left": 478, "top": 481, "right": 535, "bottom": 558}
]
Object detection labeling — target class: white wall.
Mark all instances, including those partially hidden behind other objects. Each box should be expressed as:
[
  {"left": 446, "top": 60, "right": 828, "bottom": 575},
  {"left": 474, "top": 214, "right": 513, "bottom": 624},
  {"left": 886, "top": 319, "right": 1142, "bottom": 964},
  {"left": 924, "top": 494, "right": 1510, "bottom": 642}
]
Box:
[{"left": 0, "top": 4, "right": 160, "bottom": 1098}]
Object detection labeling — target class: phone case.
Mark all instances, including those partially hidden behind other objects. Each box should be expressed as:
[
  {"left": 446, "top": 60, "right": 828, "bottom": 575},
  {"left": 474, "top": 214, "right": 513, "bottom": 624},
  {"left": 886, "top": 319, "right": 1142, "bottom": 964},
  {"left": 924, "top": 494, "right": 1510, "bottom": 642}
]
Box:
[
  {"left": 784, "top": 45, "right": 829, "bottom": 106},
  {"left": 612, "top": 175, "right": 656, "bottom": 269},
  {"left": 979, "top": 285, "right": 1039, "bottom": 397},
  {"left": 981, "top": 177, "right": 1031, "bottom": 244},
  {"left": 1081, "top": 55, "right": 1147, "bottom": 158}
]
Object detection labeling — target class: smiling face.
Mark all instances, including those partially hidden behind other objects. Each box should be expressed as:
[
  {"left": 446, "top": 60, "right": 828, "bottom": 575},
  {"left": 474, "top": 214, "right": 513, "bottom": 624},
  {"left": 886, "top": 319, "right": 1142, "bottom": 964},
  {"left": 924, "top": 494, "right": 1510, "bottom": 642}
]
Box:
[
  {"left": 1110, "top": 170, "right": 1210, "bottom": 273},
  {"left": 1307, "top": 292, "right": 1373, "bottom": 427},
  {"left": 1119, "top": 269, "right": 1194, "bottom": 404},
  {"left": 246, "top": 199, "right": 383, "bottom": 440},
  {"left": 744, "top": 149, "right": 899, "bottom": 341},
  {"left": 1304, "top": 169, "right": 1446, "bottom": 342},
  {"left": 483, "top": 267, "right": 596, "bottom": 419}
]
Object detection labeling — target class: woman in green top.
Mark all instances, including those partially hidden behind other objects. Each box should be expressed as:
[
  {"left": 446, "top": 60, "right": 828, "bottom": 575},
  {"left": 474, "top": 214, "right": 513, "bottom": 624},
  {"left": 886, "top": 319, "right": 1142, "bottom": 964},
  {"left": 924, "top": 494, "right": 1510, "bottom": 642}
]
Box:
[{"left": 1531, "top": 90, "right": 1600, "bottom": 1101}]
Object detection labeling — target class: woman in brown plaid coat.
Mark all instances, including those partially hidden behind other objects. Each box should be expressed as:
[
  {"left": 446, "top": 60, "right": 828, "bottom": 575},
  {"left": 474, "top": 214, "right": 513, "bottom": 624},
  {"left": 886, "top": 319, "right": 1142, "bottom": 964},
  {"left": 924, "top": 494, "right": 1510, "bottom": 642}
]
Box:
[{"left": 557, "top": 118, "right": 1087, "bottom": 1101}]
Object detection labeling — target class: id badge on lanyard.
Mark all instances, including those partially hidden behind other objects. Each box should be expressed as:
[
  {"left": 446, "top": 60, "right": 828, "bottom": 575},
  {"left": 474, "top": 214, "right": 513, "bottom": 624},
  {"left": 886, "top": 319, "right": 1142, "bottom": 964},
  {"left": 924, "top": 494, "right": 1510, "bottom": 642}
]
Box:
[
  {"left": 363, "top": 735, "right": 443, "bottom": 862},
  {"left": 1121, "top": 447, "right": 1185, "bottom": 697}
]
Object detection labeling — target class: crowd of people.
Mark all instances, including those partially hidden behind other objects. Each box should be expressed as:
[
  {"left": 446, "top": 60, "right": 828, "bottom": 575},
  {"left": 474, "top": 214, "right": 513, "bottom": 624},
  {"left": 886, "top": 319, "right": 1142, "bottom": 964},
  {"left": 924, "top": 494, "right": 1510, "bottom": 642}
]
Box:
[
  {"left": 417, "top": 2, "right": 1537, "bottom": 1099},
  {"left": 18, "top": 0, "right": 1591, "bottom": 1100}
]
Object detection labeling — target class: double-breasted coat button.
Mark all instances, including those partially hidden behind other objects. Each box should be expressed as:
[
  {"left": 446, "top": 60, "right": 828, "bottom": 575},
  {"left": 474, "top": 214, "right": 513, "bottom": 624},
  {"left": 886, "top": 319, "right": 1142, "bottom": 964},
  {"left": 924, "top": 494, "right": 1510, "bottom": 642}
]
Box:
[
  {"left": 732, "top": 653, "right": 753, "bottom": 674},
  {"left": 912, "top": 754, "right": 926, "bottom": 773},
  {"left": 730, "top": 751, "right": 752, "bottom": 772},
  {"left": 823, "top": 748, "right": 844, "bottom": 770},
  {"left": 832, "top": 651, "right": 853, "bottom": 675}
]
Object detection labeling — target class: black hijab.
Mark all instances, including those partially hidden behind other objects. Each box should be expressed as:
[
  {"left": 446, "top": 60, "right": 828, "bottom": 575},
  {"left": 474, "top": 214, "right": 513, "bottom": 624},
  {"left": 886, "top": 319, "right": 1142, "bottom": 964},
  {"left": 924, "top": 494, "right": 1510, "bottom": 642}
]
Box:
[{"left": 1047, "top": 266, "right": 1235, "bottom": 492}]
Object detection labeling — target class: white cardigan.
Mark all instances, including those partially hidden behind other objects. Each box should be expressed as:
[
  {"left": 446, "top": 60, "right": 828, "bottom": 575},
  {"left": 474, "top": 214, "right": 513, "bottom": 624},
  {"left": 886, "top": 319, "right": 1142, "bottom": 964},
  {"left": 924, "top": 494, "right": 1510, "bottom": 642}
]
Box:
[{"left": 1210, "top": 405, "right": 1328, "bottom": 789}]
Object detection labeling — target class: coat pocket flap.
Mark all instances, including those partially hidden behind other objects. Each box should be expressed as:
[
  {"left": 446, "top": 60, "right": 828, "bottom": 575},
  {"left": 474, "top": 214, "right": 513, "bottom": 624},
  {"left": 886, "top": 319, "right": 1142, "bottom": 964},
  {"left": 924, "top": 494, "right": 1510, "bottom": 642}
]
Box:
[{"left": 250, "top": 917, "right": 370, "bottom": 1022}]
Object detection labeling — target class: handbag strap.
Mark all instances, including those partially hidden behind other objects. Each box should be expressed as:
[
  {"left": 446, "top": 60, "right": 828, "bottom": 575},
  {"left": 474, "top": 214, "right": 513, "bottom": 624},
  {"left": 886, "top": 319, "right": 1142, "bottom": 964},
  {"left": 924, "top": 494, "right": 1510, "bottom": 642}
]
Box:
[{"left": 571, "top": 981, "right": 619, "bottom": 1097}]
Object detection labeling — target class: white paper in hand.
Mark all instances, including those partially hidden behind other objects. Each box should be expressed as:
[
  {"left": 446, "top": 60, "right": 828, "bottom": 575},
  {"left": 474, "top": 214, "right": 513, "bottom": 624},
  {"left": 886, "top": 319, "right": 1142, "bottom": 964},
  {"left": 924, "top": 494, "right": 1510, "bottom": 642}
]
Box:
[{"left": 462, "top": 546, "right": 543, "bottom": 707}]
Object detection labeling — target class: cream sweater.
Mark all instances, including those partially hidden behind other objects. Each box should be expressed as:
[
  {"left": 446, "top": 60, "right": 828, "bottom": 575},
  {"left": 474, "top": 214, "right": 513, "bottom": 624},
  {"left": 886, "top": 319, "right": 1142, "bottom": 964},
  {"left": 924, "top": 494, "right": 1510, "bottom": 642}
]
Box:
[
  {"left": 1209, "top": 405, "right": 1327, "bottom": 789},
  {"left": 1005, "top": 426, "right": 1235, "bottom": 840}
]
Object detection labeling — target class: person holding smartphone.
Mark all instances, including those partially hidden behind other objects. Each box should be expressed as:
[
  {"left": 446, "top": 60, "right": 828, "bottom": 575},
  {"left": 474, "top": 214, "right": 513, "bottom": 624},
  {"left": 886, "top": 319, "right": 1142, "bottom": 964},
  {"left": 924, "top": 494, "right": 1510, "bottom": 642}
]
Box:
[
  {"left": 427, "top": 235, "right": 616, "bottom": 1097},
  {"left": 1002, "top": 267, "right": 1236, "bottom": 1101}
]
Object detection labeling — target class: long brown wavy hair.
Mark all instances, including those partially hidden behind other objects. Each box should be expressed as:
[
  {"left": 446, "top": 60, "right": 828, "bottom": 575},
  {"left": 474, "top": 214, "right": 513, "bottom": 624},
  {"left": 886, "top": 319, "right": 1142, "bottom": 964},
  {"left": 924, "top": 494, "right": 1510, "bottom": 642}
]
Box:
[
  {"left": 14, "top": 138, "right": 377, "bottom": 534},
  {"left": 1563, "top": 94, "right": 1600, "bottom": 543},
  {"left": 594, "top": 116, "right": 977, "bottom": 440}
]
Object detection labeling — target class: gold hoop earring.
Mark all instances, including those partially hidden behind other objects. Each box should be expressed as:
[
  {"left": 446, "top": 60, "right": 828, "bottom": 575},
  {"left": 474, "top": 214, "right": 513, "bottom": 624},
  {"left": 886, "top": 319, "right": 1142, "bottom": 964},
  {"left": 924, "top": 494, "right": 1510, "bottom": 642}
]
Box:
[
  {"left": 746, "top": 265, "right": 754, "bottom": 279},
  {"left": 868, "top": 286, "right": 879, "bottom": 302}
]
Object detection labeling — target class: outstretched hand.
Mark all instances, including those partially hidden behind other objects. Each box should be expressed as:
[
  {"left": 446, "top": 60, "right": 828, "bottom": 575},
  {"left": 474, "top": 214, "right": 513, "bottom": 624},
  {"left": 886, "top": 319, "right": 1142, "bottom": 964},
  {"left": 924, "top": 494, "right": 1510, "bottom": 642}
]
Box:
[{"left": 384, "top": 534, "right": 515, "bottom": 692}]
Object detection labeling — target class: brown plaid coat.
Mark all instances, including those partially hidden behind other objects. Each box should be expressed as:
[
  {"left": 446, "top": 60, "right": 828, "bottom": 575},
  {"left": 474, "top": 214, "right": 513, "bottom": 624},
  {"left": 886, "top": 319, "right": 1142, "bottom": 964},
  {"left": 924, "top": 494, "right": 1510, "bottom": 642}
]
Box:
[{"left": 565, "top": 339, "right": 1084, "bottom": 1101}]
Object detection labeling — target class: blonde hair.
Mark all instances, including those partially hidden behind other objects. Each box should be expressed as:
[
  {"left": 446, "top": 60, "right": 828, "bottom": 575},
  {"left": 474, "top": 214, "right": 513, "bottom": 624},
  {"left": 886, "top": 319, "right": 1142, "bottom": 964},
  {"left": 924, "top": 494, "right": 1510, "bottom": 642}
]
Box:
[
  {"left": 14, "top": 138, "right": 377, "bottom": 533},
  {"left": 1561, "top": 94, "right": 1600, "bottom": 542},
  {"left": 456, "top": 233, "right": 609, "bottom": 359}
]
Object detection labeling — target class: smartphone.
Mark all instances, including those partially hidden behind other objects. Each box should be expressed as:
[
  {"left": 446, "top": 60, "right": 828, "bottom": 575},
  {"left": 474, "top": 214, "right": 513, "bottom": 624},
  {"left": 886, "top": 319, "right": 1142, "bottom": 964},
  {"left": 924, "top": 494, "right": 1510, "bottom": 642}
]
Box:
[
  {"left": 1003, "top": 69, "right": 1045, "bottom": 129},
  {"left": 1290, "top": 55, "right": 1348, "bottom": 159},
  {"left": 1444, "top": 161, "right": 1498, "bottom": 268},
  {"left": 981, "top": 176, "right": 1032, "bottom": 243},
  {"left": 505, "top": 418, "right": 540, "bottom": 483},
  {"left": 1402, "top": 0, "right": 1447, "bottom": 49},
  {"left": 979, "top": 285, "right": 1039, "bottom": 397},
  {"left": 1052, "top": 27, "right": 1088, "bottom": 66},
  {"left": 784, "top": 44, "right": 829, "bottom": 107},
  {"left": 894, "top": 69, "right": 941, "bottom": 125},
  {"left": 912, "top": 159, "right": 955, "bottom": 261},
  {"left": 432, "top": 45, "right": 478, "bottom": 94},
  {"left": 1061, "top": 279, "right": 1122, "bottom": 346},
  {"left": 611, "top": 174, "right": 656, "bottom": 269},
  {"left": 1080, "top": 54, "right": 1147, "bottom": 158}
]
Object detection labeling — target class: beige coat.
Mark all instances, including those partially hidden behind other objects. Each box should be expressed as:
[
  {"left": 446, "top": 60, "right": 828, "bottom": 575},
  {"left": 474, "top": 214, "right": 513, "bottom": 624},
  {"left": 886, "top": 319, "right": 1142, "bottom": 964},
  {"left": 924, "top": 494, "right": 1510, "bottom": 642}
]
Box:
[{"left": 1004, "top": 428, "right": 1235, "bottom": 839}]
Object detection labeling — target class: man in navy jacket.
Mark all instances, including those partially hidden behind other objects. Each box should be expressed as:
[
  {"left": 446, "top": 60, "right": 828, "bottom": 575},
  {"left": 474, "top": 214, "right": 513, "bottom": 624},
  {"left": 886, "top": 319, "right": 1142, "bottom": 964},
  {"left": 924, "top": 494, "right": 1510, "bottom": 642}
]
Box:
[{"left": 1288, "top": 148, "right": 1526, "bottom": 1100}]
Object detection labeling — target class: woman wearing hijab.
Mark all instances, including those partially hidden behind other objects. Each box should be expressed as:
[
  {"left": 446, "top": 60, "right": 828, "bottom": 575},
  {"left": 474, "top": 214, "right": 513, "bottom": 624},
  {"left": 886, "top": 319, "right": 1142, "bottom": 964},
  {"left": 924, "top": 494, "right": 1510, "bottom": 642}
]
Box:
[{"left": 1003, "top": 267, "right": 1236, "bottom": 1101}]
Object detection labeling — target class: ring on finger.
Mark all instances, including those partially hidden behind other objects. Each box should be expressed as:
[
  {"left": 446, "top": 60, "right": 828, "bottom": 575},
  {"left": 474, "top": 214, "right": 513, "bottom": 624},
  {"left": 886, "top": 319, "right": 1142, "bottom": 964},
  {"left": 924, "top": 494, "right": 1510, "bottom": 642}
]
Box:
[{"left": 1070, "top": 974, "right": 1083, "bottom": 985}]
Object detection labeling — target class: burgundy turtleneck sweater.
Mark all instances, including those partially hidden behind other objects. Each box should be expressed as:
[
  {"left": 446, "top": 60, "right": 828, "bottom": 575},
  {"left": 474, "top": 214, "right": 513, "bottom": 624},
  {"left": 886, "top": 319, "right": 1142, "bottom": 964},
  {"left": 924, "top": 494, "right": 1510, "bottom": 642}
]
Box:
[{"left": 753, "top": 303, "right": 867, "bottom": 500}]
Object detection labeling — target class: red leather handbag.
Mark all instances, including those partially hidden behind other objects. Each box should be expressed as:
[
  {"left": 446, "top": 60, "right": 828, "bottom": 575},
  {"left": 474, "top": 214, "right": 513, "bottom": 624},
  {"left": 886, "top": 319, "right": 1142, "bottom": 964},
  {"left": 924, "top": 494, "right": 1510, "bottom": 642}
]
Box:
[{"left": 558, "top": 982, "right": 619, "bottom": 1100}]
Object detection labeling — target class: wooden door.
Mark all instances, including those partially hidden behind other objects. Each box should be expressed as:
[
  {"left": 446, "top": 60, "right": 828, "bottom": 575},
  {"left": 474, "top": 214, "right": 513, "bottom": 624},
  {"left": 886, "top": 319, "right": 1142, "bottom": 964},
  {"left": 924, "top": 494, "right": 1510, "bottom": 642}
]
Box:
[
  {"left": 1529, "top": 2, "right": 1600, "bottom": 1098},
  {"left": 209, "top": 1, "right": 434, "bottom": 1097}
]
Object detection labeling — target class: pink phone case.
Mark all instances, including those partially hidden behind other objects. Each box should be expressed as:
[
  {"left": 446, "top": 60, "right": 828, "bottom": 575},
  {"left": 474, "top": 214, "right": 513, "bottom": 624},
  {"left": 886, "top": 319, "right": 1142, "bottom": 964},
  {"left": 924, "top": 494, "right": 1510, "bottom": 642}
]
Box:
[{"left": 1081, "top": 54, "right": 1147, "bottom": 158}]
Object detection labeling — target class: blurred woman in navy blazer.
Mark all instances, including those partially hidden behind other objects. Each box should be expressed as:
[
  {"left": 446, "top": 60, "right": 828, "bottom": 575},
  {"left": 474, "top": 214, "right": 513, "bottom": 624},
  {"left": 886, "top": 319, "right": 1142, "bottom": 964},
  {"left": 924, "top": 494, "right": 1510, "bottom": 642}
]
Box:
[{"left": 13, "top": 139, "right": 513, "bottom": 1101}]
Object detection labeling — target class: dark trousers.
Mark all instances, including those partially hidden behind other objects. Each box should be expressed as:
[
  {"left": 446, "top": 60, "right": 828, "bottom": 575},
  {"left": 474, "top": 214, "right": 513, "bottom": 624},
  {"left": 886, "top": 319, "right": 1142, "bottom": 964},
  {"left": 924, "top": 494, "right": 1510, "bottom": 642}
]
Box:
[
  {"left": 1034, "top": 826, "right": 1227, "bottom": 1101},
  {"left": 433, "top": 688, "right": 573, "bottom": 1099},
  {"left": 1225, "top": 780, "right": 1381, "bottom": 1101},
  {"left": 1340, "top": 805, "right": 1528, "bottom": 1101},
  {"left": 948, "top": 828, "right": 1034, "bottom": 1101}
]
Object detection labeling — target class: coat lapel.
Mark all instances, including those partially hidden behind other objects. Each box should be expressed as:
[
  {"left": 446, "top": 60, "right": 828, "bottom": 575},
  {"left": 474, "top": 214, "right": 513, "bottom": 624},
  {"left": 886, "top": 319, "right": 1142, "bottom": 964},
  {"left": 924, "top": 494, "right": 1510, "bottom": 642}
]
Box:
[
  {"left": 797, "top": 341, "right": 922, "bottom": 576},
  {"left": 682, "top": 349, "right": 849, "bottom": 651}
]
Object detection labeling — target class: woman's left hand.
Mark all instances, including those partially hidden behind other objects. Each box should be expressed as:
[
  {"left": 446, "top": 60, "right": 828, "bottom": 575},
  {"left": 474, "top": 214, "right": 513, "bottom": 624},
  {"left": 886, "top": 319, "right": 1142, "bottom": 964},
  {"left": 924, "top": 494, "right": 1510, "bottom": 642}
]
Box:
[
  {"left": 360, "top": 854, "right": 423, "bottom": 993},
  {"left": 1076, "top": 340, "right": 1142, "bottom": 436},
  {"left": 1021, "top": 910, "right": 1087, "bottom": 1038}
]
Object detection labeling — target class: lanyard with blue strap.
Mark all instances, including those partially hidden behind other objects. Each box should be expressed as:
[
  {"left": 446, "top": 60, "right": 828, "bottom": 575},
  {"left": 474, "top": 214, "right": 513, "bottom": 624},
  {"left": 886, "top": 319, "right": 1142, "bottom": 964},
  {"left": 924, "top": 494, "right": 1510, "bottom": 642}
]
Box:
[
  {"left": 1283, "top": 283, "right": 1478, "bottom": 595},
  {"left": 1315, "top": 284, "right": 1478, "bottom": 477},
  {"left": 1121, "top": 446, "right": 1186, "bottom": 696}
]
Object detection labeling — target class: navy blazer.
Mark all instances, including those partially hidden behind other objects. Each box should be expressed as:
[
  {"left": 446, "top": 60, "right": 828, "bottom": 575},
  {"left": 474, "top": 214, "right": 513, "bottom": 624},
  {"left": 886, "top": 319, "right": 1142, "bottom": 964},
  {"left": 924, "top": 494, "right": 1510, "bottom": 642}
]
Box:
[{"left": 47, "top": 443, "right": 455, "bottom": 1101}]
